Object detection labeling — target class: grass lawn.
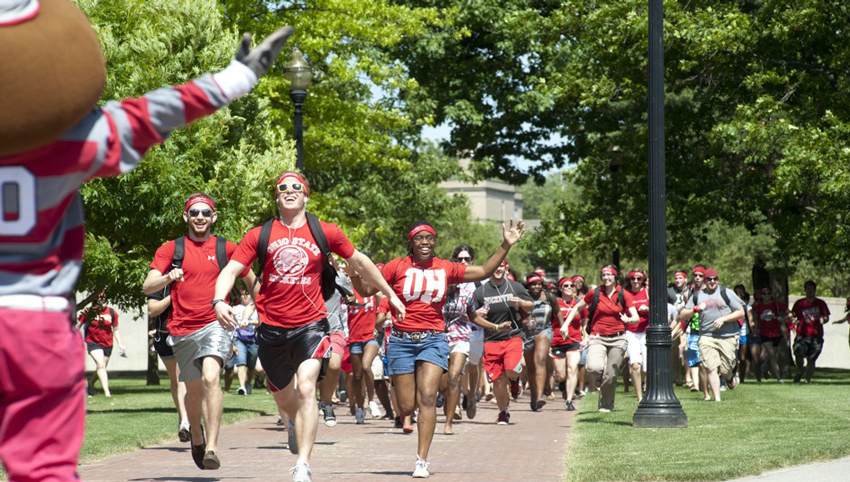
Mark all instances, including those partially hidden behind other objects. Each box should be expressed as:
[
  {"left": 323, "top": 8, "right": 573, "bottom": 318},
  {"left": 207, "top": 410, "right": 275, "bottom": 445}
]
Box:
[
  {"left": 81, "top": 374, "right": 277, "bottom": 464},
  {"left": 564, "top": 368, "right": 850, "bottom": 481}
]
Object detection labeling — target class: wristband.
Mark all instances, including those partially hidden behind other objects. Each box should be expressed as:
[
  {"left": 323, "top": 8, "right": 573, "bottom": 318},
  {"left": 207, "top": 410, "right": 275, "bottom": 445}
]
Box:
[{"left": 211, "top": 299, "right": 228, "bottom": 309}]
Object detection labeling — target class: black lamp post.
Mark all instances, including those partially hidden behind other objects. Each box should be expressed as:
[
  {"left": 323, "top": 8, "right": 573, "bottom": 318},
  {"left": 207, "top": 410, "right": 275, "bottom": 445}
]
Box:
[
  {"left": 633, "top": 0, "right": 687, "bottom": 428},
  {"left": 283, "top": 49, "right": 313, "bottom": 170}
]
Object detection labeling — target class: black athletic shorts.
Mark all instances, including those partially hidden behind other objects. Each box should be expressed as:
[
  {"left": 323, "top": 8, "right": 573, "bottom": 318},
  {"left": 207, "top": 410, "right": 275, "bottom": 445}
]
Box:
[
  {"left": 550, "top": 342, "right": 580, "bottom": 359},
  {"left": 153, "top": 333, "right": 174, "bottom": 358},
  {"left": 86, "top": 342, "right": 112, "bottom": 357},
  {"left": 257, "top": 318, "right": 331, "bottom": 391},
  {"left": 760, "top": 335, "right": 783, "bottom": 346},
  {"left": 793, "top": 336, "right": 823, "bottom": 361}
]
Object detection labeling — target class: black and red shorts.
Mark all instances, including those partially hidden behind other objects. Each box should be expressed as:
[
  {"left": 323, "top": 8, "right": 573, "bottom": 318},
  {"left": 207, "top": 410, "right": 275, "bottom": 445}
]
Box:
[{"left": 257, "top": 318, "right": 331, "bottom": 391}]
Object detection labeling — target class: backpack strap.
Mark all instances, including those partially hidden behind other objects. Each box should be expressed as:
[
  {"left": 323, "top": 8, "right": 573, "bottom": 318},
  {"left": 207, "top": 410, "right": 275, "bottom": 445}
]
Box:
[
  {"left": 587, "top": 288, "right": 602, "bottom": 333},
  {"left": 254, "top": 219, "right": 275, "bottom": 289},
  {"left": 109, "top": 308, "right": 117, "bottom": 323},
  {"left": 305, "top": 212, "right": 331, "bottom": 261},
  {"left": 215, "top": 236, "right": 228, "bottom": 271},
  {"left": 617, "top": 287, "right": 627, "bottom": 312},
  {"left": 719, "top": 284, "right": 731, "bottom": 307},
  {"left": 172, "top": 236, "right": 185, "bottom": 270}
]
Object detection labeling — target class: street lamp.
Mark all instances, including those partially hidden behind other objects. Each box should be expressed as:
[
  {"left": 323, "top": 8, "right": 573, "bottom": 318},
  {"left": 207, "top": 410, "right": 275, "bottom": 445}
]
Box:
[
  {"left": 633, "top": 0, "right": 687, "bottom": 428},
  {"left": 283, "top": 49, "right": 313, "bottom": 170}
]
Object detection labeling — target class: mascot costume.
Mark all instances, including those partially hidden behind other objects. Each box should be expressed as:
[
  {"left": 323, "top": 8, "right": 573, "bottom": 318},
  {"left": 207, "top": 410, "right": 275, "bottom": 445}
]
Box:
[{"left": 0, "top": 1, "right": 293, "bottom": 479}]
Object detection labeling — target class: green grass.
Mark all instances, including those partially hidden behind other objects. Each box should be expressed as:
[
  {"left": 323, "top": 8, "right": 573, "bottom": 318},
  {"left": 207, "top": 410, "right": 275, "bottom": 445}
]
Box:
[
  {"left": 80, "top": 374, "right": 277, "bottom": 464},
  {"left": 564, "top": 368, "right": 850, "bottom": 481}
]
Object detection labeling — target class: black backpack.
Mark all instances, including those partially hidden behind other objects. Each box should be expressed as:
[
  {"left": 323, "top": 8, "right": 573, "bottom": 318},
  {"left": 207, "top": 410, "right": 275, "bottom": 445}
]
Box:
[
  {"left": 586, "top": 287, "right": 628, "bottom": 333},
  {"left": 255, "top": 212, "right": 345, "bottom": 301}
]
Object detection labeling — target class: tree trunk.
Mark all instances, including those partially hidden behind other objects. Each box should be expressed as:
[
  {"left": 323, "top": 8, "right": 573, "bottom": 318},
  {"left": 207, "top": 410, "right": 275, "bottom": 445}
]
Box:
[{"left": 752, "top": 259, "right": 789, "bottom": 305}]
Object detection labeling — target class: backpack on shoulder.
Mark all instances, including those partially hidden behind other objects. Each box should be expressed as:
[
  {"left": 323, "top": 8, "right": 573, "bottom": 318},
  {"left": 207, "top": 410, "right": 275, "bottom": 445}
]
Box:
[{"left": 586, "top": 287, "right": 627, "bottom": 334}]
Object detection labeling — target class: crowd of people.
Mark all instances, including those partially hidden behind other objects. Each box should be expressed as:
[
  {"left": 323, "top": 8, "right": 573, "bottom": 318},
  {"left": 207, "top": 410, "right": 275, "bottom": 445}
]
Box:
[{"left": 1, "top": 3, "right": 844, "bottom": 482}]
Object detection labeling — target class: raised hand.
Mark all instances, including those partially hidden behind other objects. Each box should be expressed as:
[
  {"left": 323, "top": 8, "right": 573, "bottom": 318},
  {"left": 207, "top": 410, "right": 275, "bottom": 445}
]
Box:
[
  {"left": 502, "top": 218, "right": 526, "bottom": 247},
  {"left": 235, "top": 26, "right": 295, "bottom": 77}
]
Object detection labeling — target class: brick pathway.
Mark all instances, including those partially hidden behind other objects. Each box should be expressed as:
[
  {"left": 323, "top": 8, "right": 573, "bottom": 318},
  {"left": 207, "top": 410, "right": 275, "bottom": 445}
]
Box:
[{"left": 79, "top": 392, "right": 575, "bottom": 481}]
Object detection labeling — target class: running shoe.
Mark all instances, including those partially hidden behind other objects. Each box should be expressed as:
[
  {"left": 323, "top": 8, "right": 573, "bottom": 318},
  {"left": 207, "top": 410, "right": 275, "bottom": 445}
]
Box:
[
  {"left": 290, "top": 462, "right": 312, "bottom": 482},
  {"left": 321, "top": 403, "right": 337, "bottom": 427},
  {"left": 412, "top": 458, "right": 430, "bottom": 478},
  {"left": 497, "top": 411, "right": 509, "bottom": 425},
  {"left": 277, "top": 416, "right": 284, "bottom": 427},
  {"left": 793, "top": 374, "right": 802, "bottom": 384},
  {"left": 403, "top": 420, "right": 414, "bottom": 434},
  {"left": 454, "top": 405, "right": 462, "bottom": 421},
  {"left": 435, "top": 393, "right": 444, "bottom": 408},
  {"left": 394, "top": 416, "right": 404, "bottom": 429},
  {"left": 466, "top": 399, "right": 477, "bottom": 419},
  {"left": 86, "top": 385, "right": 95, "bottom": 397},
  {"left": 178, "top": 420, "right": 191, "bottom": 443},
  {"left": 369, "top": 400, "right": 382, "bottom": 418},
  {"left": 510, "top": 379, "right": 521, "bottom": 401},
  {"left": 190, "top": 426, "right": 206, "bottom": 470},
  {"left": 355, "top": 407, "right": 365, "bottom": 424},
  {"left": 461, "top": 394, "right": 468, "bottom": 410},
  {"left": 531, "top": 398, "right": 539, "bottom": 411},
  {"left": 598, "top": 408, "right": 611, "bottom": 413},
  {"left": 237, "top": 387, "right": 247, "bottom": 395},
  {"left": 203, "top": 450, "right": 220, "bottom": 470},
  {"left": 288, "top": 419, "right": 298, "bottom": 454},
  {"left": 565, "top": 400, "right": 576, "bottom": 411}
]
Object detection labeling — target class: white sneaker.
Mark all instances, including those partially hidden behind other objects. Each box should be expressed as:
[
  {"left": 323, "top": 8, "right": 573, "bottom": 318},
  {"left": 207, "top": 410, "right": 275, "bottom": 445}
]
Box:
[
  {"left": 598, "top": 408, "right": 612, "bottom": 413},
  {"left": 412, "top": 457, "right": 430, "bottom": 478},
  {"left": 290, "top": 462, "right": 312, "bottom": 482},
  {"left": 355, "top": 407, "right": 365, "bottom": 424},
  {"left": 369, "top": 400, "right": 382, "bottom": 418}
]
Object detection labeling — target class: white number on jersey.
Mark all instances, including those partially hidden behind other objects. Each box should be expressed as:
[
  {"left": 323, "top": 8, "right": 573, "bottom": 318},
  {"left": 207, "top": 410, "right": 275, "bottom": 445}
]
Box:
[
  {"left": 402, "top": 268, "right": 447, "bottom": 303},
  {"left": 0, "top": 166, "right": 37, "bottom": 236}
]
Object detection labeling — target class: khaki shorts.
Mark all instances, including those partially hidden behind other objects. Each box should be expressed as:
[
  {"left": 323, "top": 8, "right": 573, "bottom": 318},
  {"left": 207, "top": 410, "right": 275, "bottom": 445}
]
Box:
[
  {"left": 169, "top": 321, "right": 233, "bottom": 382},
  {"left": 697, "top": 336, "right": 737, "bottom": 376}
]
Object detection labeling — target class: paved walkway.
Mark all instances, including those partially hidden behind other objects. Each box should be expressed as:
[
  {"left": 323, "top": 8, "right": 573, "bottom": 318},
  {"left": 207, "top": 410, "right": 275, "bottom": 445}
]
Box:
[{"left": 79, "top": 392, "right": 574, "bottom": 481}]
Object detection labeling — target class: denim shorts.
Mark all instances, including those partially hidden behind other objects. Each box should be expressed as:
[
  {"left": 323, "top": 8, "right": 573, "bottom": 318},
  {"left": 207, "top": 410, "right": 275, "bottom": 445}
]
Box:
[
  {"left": 349, "top": 338, "right": 379, "bottom": 356},
  {"left": 233, "top": 338, "right": 259, "bottom": 368},
  {"left": 386, "top": 332, "right": 449, "bottom": 375}
]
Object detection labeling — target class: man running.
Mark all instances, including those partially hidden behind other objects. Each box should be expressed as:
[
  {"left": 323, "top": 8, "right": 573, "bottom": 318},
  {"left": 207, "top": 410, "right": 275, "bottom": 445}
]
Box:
[
  {"left": 790, "top": 280, "right": 830, "bottom": 383},
  {"left": 0, "top": 2, "right": 293, "bottom": 478},
  {"left": 213, "top": 172, "right": 405, "bottom": 482},
  {"left": 143, "top": 193, "right": 255, "bottom": 470}
]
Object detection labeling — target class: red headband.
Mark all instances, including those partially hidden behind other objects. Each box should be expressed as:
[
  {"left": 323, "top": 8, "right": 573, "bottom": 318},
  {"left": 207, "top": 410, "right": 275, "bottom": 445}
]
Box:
[
  {"left": 704, "top": 268, "right": 719, "bottom": 278},
  {"left": 692, "top": 267, "right": 706, "bottom": 275},
  {"left": 674, "top": 270, "right": 688, "bottom": 278},
  {"left": 500, "top": 259, "right": 510, "bottom": 269},
  {"left": 184, "top": 195, "right": 214, "bottom": 212},
  {"left": 276, "top": 172, "right": 309, "bottom": 196},
  {"left": 526, "top": 275, "right": 544, "bottom": 285},
  {"left": 408, "top": 224, "right": 436, "bottom": 242},
  {"left": 628, "top": 270, "right": 645, "bottom": 280},
  {"left": 601, "top": 266, "right": 618, "bottom": 276},
  {"left": 572, "top": 275, "right": 585, "bottom": 284},
  {"left": 559, "top": 277, "right": 574, "bottom": 288}
]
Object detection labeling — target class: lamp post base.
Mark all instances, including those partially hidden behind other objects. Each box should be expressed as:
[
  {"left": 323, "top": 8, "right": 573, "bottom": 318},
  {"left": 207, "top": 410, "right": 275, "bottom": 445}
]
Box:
[{"left": 633, "top": 406, "right": 688, "bottom": 428}]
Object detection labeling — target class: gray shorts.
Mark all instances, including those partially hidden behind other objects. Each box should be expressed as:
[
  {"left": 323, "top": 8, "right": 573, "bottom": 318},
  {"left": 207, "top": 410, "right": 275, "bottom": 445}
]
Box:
[
  {"left": 169, "top": 321, "right": 233, "bottom": 382},
  {"left": 523, "top": 327, "right": 554, "bottom": 352}
]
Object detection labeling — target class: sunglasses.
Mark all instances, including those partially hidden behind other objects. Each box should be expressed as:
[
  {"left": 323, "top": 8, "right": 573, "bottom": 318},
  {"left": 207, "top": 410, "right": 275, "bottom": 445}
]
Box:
[
  {"left": 188, "top": 209, "right": 212, "bottom": 218},
  {"left": 706, "top": 277, "right": 718, "bottom": 281},
  {"left": 561, "top": 283, "right": 574, "bottom": 288},
  {"left": 457, "top": 256, "right": 472, "bottom": 261},
  {"left": 277, "top": 183, "right": 304, "bottom": 193},
  {"left": 630, "top": 276, "right": 644, "bottom": 280}
]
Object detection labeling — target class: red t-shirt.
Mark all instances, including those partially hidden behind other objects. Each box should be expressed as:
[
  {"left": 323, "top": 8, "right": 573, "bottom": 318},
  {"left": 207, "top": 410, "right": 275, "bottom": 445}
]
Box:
[
  {"left": 754, "top": 301, "right": 787, "bottom": 338},
  {"left": 584, "top": 286, "right": 634, "bottom": 336},
  {"left": 151, "top": 237, "right": 243, "bottom": 336},
  {"left": 347, "top": 290, "right": 378, "bottom": 343},
  {"left": 231, "top": 219, "right": 355, "bottom": 328},
  {"left": 79, "top": 307, "right": 118, "bottom": 347},
  {"left": 381, "top": 256, "right": 466, "bottom": 332},
  {"left": 792, "top": 298, "right": 830, "bottom": 339},
  {"left": 554, "top": 297, "right": 586, "bottom": 345},
  {"left": 626, "top": 287, "right": 649, "bottom": 333}
]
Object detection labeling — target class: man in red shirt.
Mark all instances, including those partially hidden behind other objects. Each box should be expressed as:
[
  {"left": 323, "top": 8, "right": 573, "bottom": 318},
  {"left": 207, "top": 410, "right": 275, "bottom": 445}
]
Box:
[
  {"left": 143, "top": 193, "right": 254, "bottom": 470},
  {"left": 213, "top": 172, "right": 404, "bottom": 481},
  {"left": 791, "top": 280, "right": 831, "bottom": 383},
  {"left": 753, "top": 287, "right": 790, "bottom": 382}
]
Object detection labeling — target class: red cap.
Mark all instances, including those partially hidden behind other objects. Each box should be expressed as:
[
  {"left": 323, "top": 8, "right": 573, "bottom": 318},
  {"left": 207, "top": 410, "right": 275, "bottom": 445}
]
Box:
[
  {"left": 276, "top": 171, "right": 309, "bottom": 196},
  {"left": 407, "top": 224, "right": 436, "bottom": 242},
  {"left": 704, "top": 268, "right": 719, "bottom": 278},
  {"left": 184, "top": 194, "right": 214, "bottom": 211},
  {"left": 692, "top": 266, "right": 706, "bottom": 275}
]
